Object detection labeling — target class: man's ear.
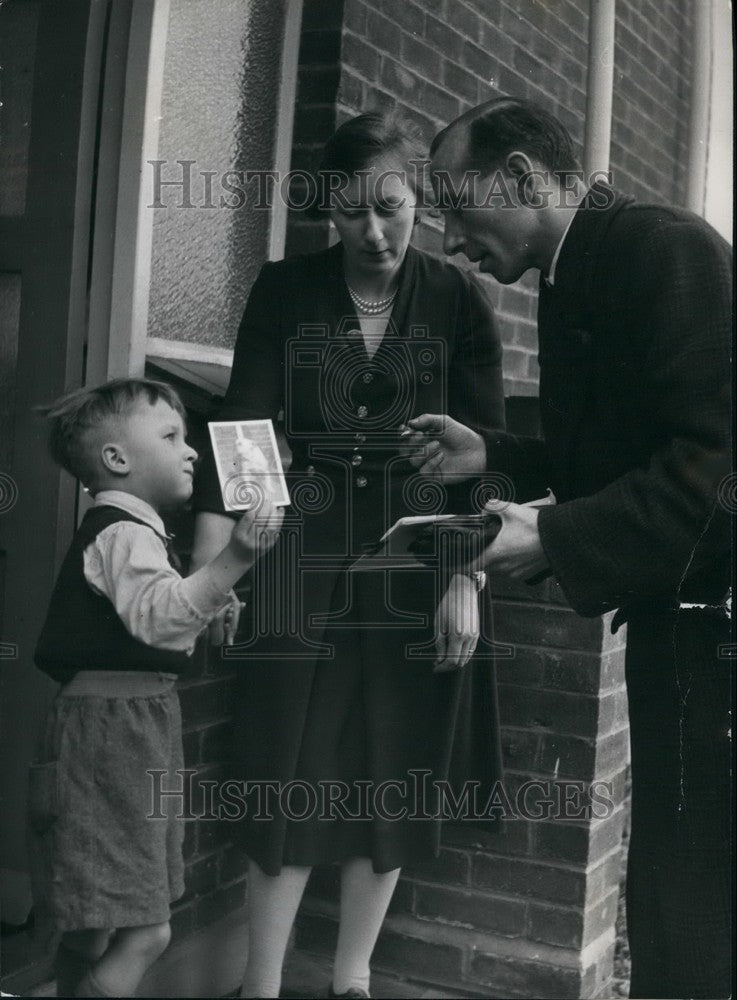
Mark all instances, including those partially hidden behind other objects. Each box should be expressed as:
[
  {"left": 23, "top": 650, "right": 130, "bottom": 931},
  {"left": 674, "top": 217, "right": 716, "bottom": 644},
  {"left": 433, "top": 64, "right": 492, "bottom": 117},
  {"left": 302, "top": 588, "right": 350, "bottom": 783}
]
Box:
[
  {"left": 505, "top": 151, "right": 536, "bottom": 182},
  {"left": 100, "top": 443, "right": 130, "bottom": 477},
  {"left": 505, "top": 151, "right": 549, "bottom": 208}
]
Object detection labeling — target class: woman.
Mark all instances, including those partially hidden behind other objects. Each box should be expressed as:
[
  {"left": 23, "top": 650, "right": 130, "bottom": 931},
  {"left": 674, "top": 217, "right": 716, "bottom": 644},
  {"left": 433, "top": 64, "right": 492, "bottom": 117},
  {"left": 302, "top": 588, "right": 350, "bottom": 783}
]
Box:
[{"left": 191, "top": 111, "right": 506, "bottom": 999}]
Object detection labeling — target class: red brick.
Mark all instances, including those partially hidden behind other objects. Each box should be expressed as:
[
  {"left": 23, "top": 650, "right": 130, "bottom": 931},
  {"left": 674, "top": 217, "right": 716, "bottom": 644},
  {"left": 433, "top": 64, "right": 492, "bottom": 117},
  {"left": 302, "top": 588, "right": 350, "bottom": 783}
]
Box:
[
  {"left": 494, "top": 601, "right": 610, "bottom": 654},
  {"left": 219, "top": 843, "right": 250, "bottom": 883},
  {"left": 583, "top": 887, "right": 619, "bottom": 947},
  {"left": 594, "top": 729, "right": 630, "bottom": 776},
  {"left": 531, "top": 820, "right": 591, "bottom": 865},
  {"left": 387, "top": 877, "right": 415, "bottom": 915},
  {"left": 540, "top": 648, "right": 605, "bottom": 696},
  {"left": 598, "top": 688, "right": 629, "bottom": 737},
  {"left": 468, "top": 950, "right": 581, "bottom": 996},
  {"left": 444, "top": 816, "right": 532, "bottom": 857},
  {"left": 472, "top": 854, "right": 587, "bottom": 906},
  {"left": 446, "top": 1, "right": 482, "bottom": 43},
  {"left": 478, "top": 20, "right": 515, "bottom": 64},
  {"left": 342, "top": 31, "right": 381, "bottom": 79},
  {"left": 421, "top": 78, "right": 461, "bottom": 124},
  {"left": 527, "top": 900, "right": 584, "bottom": 948},
  {"left": 373, "top": 926, "right": 464, "bottom": 983},
  {"left": 414, "top": 884, "right": 527, "bottom": 936},
  {"left": 501, "top": 727, "right": 541, "bottom": 771},
  {"left": 338, "top": 68, "right": 366, "bottom": 111},
  {"left": 343, "top": 0, "right": 367, "bottom": 35},
  {"left": 423, "top": 14, "right": 463, "bottom": 60},
  {"left": 402, "top": 34, "right": 442, "bottom": 79},
  {"left": 197, "top": 814, "right": 234, "bottom": 853},
  {"left": 378, "top": 0, "right": 425, "bottom": 37},
  {"left": 498, "top": 684, "right": 600, "bottom": 737},
  {"left": 442, "top": 60, "right": 479, "bottom": 104},
  {"left": 181, "top": 853, "right": 220, "bottom": 902},
  {"left": 539, "top": 732, "right": 597, "bottom": 781},
  {"left": 462, "top": 39, "right": 493, "bottom": 80},
  {"left": 380, "top": 57, "right": 422, "bottom": 104},
  {"left": 589, "top": 808, "right": 625, "bottom": 864},
  {"left": 403, "top": 847, "right": 470, "bottom": 887},
  {"left": 501, "top": 348, "right": 531, "bottom": 379},
  {"left": 364, "top": 8, "right": 402, "bottom": 55},
  {"left": 586, "top": 851, "right": 622, "bottom": 905}
]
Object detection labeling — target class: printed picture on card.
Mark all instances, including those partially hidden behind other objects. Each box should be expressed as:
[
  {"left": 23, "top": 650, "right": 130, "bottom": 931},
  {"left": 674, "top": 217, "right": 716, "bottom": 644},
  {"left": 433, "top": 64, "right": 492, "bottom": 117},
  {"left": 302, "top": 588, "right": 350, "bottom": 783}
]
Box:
[{"left": 207, "top": 419, "right": 290, "bottom": 511}]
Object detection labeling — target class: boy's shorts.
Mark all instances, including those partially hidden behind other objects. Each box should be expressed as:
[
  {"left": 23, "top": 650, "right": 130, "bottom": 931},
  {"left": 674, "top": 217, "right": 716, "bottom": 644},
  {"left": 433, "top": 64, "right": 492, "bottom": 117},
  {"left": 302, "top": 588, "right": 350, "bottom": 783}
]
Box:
[{"left": 27, "top": 671, "right": 185, "bottom": 939}]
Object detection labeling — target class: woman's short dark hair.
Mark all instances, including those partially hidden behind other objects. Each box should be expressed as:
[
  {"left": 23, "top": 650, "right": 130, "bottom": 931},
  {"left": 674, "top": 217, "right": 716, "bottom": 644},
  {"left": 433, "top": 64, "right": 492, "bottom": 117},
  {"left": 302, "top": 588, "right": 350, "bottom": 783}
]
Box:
[
  {"left": 316, "top": 110, "right": 431, "bottom": 211},
  {"left": 431, "top": 97, "right": 580, "bottom": 178}
]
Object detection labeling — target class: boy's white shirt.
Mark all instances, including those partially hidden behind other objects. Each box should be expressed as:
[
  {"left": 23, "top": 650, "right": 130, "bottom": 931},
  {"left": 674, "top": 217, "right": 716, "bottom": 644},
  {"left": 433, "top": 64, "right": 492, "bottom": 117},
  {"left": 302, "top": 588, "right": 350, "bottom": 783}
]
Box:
[{"left": 83, "top": 490, "right": 232, "bottom": 653}]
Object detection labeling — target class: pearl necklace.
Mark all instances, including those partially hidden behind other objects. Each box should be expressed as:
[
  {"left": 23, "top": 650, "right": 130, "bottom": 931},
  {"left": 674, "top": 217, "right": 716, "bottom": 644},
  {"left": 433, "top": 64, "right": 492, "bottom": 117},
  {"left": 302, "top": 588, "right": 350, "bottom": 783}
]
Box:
[{"left": 347, "top": 283, "right": 397, "bottom": 315}]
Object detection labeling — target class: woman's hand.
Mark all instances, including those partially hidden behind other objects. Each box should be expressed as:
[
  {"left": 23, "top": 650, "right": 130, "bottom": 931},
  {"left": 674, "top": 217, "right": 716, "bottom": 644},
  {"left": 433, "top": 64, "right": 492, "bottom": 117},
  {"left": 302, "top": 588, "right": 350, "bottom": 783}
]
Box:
[{"left": 433, "top": 573, "right": 479, "bottom": 673}]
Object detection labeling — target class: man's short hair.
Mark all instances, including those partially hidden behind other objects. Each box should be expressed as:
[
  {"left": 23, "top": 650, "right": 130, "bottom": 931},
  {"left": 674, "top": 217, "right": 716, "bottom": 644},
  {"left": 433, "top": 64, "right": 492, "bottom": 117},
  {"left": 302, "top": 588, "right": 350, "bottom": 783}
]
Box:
[
  {"left": 431, "top": 97, "right": 580, "bottom": 178},
  {"left": 41, "top": 378, "right": 186, "bottom": 487}
]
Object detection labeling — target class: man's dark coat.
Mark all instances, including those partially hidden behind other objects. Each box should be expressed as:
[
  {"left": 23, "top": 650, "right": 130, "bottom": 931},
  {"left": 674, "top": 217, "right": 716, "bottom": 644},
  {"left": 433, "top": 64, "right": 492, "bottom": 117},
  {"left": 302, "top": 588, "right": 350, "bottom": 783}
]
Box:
[{"left": 484, "top": 183, "right": 733, "bottom": 998}]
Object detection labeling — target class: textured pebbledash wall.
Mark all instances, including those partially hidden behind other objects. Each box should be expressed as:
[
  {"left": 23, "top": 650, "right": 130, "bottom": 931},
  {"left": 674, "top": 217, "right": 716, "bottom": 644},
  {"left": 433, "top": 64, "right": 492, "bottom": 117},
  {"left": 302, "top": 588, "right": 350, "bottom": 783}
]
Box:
[{"left": 286, "top": 0, "right": 693, "bottom": 397}]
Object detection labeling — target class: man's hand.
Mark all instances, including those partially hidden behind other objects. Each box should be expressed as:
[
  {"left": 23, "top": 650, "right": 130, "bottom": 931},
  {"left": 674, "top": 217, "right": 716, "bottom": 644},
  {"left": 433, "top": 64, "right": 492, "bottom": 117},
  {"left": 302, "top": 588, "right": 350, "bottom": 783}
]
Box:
[
  {"left": 476, "top": 502, "right": 549, "bottom": 580},
  {"left": 399, "top": 414, "right": 487, "bottom": 483},
  {"left": 434, "top": 573, "right": 479, "bottom": 672}
]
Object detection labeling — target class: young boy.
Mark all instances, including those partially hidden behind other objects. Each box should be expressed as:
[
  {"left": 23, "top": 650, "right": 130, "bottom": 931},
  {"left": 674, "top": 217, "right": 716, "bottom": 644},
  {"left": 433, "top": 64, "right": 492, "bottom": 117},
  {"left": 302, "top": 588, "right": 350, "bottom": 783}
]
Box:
[{"left": 27, "top": 378, "right": 282, "bottom": 998}]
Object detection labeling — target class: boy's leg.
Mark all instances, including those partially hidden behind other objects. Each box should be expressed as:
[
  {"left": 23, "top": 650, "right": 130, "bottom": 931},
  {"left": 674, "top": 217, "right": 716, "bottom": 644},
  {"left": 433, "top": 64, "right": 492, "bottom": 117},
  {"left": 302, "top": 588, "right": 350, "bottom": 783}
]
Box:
[
  {"left": 333, "top": 858, "right": 400, "bottom": 997},
  {"left": 241, "top": 860, "right": 312, "bottom": 999},
  {"left": 57, "top": 930, "right": 111, "bottom": 997},
  {"left": 75, "top": 921, "right": 171, "bottom": 997}
]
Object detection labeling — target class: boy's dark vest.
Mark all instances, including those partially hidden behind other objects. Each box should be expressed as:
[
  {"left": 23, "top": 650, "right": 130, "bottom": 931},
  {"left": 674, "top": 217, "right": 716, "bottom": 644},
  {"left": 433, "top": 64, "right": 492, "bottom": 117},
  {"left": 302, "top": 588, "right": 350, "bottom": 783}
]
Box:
[{"left": 35, "top": 505, "right": 191, "bottom": 683}]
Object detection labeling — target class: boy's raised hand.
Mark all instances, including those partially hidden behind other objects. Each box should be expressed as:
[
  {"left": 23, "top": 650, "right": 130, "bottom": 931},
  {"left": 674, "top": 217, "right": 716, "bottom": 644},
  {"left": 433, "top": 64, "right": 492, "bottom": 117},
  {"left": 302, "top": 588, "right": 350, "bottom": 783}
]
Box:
[{"left": 230, "top": 497, "right": 284, "bottom": 560}]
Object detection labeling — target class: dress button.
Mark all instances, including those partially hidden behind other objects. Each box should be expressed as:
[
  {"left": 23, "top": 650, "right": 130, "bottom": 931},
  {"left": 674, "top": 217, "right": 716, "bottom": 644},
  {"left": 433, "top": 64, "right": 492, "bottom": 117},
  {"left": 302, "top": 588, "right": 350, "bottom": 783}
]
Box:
[
  {"left": 306, "top": 465, "right": 315, "bottom": 476},
  {"left": 355, "top": 432, "right": 366, "bottom": 443},
  {"left": 362, "top": 372, "right": 374, "bottom": 383},
  {"left": 356, "top": 475, "right": 368, "bottom": 488},
  {"left": 351, "top": 454, "right": 363, "bottom": 467},
  {"left": 357, "top": 405, "right": 368, "bottom": 419}
]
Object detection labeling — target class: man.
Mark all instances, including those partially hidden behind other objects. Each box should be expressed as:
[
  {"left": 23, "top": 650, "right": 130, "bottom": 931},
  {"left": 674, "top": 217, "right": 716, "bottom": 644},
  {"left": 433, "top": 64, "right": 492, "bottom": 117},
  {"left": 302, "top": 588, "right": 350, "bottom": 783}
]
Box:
[{"left": 405, "top": 98, "right": 733, "bottom": 999}]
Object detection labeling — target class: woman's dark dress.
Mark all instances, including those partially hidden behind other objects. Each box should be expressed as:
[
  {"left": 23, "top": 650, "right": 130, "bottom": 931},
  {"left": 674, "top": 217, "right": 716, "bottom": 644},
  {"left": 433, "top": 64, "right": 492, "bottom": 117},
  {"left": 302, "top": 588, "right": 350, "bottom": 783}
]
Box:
[{"left": 194, "top": 243, "right": 506, "bottom": 874}]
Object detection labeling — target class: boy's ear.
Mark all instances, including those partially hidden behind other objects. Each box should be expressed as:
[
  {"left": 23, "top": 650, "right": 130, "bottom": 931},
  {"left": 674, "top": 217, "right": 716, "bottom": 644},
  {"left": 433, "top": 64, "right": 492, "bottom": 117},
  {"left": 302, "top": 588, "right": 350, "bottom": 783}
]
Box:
[{"left": 100, "top": 443, "right": 130, "bottom": 477}]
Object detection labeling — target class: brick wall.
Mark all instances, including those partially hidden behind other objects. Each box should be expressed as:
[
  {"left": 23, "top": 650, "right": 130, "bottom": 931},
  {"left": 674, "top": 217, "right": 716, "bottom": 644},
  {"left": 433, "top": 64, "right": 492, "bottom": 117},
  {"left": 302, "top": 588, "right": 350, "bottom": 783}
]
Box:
[
  {"left": 287, "top": 0, "right": 694, "bottom": 396},
  {"left": 296, "top": 573, "right": 629, "bottom": 998}
]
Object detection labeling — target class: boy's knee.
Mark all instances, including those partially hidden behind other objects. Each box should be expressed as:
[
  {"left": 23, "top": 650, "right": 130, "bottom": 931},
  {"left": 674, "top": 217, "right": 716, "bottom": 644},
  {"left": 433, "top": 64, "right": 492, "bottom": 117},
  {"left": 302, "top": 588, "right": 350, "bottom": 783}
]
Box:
[
  {"left": 150, "top": 920, "right": 171, "bottom": 955},
  {"left": 118, "top": 920, "right": 171, "bottom": 960}
]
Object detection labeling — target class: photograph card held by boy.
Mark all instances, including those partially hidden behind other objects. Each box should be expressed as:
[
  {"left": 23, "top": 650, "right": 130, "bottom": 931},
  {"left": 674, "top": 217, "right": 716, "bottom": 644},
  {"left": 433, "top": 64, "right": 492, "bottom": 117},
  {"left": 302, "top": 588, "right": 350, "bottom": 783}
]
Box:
[{"left": 207, "top": 419, "right": 290, "bottom": 511}]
